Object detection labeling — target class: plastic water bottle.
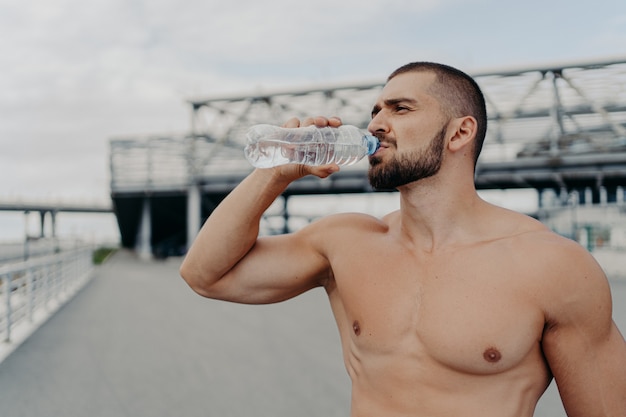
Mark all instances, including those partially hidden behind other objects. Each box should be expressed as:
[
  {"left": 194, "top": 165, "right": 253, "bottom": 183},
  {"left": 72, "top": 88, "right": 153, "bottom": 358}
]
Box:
[{"left": 244, "top": 124, "right": 379, "bottom": 168}]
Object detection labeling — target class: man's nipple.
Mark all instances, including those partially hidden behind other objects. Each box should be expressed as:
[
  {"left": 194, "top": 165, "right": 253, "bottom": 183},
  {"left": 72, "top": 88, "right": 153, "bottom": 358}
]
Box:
[
  {"left": 483, "top": 347, "right": 502, "bottom": 363},
  {"left": 353, "top": 320, "right": 361, "bottom": 336}
]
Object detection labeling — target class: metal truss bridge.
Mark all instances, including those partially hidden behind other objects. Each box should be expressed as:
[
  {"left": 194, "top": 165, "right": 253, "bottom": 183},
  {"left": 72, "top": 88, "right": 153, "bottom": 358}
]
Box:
[{"left": 109, "top": 57, "right": 626, "bottom": 254}]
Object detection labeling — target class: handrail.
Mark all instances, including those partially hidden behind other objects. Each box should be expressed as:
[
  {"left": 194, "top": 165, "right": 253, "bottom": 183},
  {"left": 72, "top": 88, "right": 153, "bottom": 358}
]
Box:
[{"left": 0, "top": 246, "right": 95, "bottom": 344}]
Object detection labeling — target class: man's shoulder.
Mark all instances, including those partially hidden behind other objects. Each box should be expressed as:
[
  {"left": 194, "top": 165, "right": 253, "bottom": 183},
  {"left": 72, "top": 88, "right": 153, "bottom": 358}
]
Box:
[
  {"left": 489, "top": 210, "right": 607, "bottom": 289},
  {"left": 509, "top": 218, "right": 589, "bottom": 259},
  {"left": 482, "top": 206, "right": 554, "bottom": 246},
  {"left": 485, "top": 205, "right": 572, "bottom": 247},
  {"left": 505, "top": 218, "right": 598, "bottom": 273},
  {"left": 295, "top": 211, "right": 391, "bottom": 250},
  {"left": 504, "top": 218, "right": 611, "bottom": 321}
]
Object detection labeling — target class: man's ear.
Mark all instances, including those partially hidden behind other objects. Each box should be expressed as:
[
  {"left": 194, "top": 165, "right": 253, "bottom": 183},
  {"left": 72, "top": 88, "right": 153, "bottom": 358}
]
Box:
[{"left": 448, "top": 116, "right": 477, "bottom": 153}]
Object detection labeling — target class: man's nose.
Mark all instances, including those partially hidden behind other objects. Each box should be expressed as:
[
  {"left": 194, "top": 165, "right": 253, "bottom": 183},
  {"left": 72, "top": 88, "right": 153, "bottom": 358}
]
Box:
[{"left": 367, "top": 112, "right": 388, "bottom": 136}]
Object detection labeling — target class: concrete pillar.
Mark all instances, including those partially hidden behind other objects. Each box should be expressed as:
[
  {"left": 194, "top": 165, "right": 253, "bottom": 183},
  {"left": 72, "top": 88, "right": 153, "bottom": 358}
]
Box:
[
  {"left": 50, "top": 210, "right": 57, "bottom": 238},
  {"left": 136, "top": 197, "right": 152, "bottom": 260},
  {"left": 39, "top": 211, "right": 46, "bottom": 238},
  {"left": 559, "top": 187, "right": 569, "bottom": 206},
  {"left": 599, "top": 186, "right": 607, "bottom": 206},
  {"left": 186, "top": 184, "right": 201, "bottom": 250},
  {"left": 584, "top": 187, "right": 593, "bottom": 206}
]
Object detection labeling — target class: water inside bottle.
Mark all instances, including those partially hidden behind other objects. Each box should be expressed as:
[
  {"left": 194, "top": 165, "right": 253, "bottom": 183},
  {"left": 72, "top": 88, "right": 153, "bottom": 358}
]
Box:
[
  {"left": 293, "top": 142, "right": 364, "bottom": 166},
  {"left": 245, "top": 141, "right": 366, "bottom": 167},
  {"left": 245, "top": 141, "right": 291, "bottom": 168}
]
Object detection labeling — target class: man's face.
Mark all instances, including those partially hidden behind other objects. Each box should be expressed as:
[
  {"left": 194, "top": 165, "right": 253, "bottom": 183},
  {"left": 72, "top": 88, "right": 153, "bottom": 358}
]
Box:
[{"left": 366, "top": 71, "right": 450, "bottom": 190}]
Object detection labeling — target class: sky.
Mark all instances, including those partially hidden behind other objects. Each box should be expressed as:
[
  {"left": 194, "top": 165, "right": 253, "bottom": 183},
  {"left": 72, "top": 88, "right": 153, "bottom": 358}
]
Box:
[{"left": 1, "top": 0, "right": 626, "bottom": 242}]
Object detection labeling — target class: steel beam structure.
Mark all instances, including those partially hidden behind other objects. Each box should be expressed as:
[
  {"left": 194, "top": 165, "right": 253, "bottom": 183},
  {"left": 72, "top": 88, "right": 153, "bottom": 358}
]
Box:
[{"left": 185, "top": 57, "right": 626, "bottom": 167}]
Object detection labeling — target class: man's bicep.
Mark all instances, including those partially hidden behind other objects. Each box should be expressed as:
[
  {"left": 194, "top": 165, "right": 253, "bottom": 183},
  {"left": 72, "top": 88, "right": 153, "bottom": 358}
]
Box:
[
  {"left": 542, "top": 258, "right": 626, "bottom": 416},
  {"left": 543, "top": 320, "right": 626, "bottom": 417},
  {"left": 204, "top": 231, "right": 330, "bottom": 304}
]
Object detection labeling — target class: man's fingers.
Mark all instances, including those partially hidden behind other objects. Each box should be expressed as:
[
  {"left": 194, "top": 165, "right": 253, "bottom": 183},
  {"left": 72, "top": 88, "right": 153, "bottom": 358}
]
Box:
[
  {"left": 282, "top": 117, "right": 301, "bottom": 128},
  {"left": 275, "top": 163, "right": 340, "bottom": 181},
  {"left": 312, "top": 116, "right": 343, "bottom": 127},
  {"left": 308, "top": 163, "right": 340, "bottom": 179},
  {"left": 327, "top": 117, "right": 342, "bottom": 127},
  {"left": 283, "top": 116, "right": 343, "bottom": 128}
]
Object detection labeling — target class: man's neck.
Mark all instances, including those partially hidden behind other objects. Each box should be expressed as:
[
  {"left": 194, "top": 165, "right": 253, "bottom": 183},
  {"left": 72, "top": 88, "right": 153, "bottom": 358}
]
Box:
[{"left": 396, "top": 175, "right": 483, "bottom": 253}]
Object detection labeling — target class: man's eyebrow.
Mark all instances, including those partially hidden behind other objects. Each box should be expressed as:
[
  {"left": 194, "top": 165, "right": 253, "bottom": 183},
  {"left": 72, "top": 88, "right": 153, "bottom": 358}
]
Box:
[
  {"left": 385, "top": 97, "right": 419, "bottom": 107},
  {"left": 371, "top": 98, "right": 419, "bottom": 116}
]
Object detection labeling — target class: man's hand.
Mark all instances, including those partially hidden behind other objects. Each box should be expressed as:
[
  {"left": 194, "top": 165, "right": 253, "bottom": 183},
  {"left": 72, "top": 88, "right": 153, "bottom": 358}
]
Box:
[{"left": 270, "top": 115, "right": 344, "bottom": 181}]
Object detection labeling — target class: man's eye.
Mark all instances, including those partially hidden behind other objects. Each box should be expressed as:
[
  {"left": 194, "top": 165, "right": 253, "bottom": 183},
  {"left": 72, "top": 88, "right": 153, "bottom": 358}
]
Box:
[{"left": 395, "top": 106, "right": 409, "bottom": 112}]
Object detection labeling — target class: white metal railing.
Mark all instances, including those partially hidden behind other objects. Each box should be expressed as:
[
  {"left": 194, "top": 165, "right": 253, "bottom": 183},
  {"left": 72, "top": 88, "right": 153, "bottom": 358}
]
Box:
[{"left": 0, "top": 246, "right": 94, "bottom": 343}]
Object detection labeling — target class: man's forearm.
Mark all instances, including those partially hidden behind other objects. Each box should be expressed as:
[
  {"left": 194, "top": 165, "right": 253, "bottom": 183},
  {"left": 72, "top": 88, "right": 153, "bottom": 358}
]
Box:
[{"left": 180, "top": 168, "right": 291, "bottom": 292}]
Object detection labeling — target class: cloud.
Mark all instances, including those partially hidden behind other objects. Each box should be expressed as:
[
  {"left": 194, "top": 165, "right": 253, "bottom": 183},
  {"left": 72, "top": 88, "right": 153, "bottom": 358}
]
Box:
[{"left": 580, "top": 14, "right": 626, "bottom": 58}]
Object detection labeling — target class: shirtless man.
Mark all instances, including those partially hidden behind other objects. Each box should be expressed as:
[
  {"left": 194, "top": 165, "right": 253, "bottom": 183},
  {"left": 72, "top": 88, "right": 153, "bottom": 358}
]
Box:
[{"left": 180, "top": 62, "right": 626, "bottom": 417}]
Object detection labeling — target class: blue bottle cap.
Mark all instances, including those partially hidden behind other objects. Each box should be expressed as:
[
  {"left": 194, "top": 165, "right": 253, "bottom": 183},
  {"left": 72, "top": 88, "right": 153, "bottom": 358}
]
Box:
[{"left": 364, "top": 135, "right": 380, "bottom": 155}]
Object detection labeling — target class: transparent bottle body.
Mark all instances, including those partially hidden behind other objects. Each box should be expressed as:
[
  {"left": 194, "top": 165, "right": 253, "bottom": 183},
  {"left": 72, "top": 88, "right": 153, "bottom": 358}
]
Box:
[{"left": 244, "top": 124, "right": 378, "bottom": 168}]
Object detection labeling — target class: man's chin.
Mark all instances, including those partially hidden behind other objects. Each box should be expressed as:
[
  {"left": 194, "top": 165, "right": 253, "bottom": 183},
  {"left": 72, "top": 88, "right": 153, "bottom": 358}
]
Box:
[
  {"left": 368, "top": 169, "right": 397, "bottom": 191},
  {"left": 368, "top": 156, "right": 383, "bottom": 167}
]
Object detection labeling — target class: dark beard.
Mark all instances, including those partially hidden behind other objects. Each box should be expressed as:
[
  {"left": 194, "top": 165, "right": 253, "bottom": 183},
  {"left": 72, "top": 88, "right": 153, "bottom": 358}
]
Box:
[{"left": 368, "top": 126, "right": 446, "bottom": 190}]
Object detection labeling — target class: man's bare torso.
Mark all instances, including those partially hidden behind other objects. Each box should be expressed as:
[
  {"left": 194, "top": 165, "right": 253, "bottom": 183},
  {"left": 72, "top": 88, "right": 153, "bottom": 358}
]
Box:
[{"left": 320, "top": 207, "right": 557, "bottom": 417}]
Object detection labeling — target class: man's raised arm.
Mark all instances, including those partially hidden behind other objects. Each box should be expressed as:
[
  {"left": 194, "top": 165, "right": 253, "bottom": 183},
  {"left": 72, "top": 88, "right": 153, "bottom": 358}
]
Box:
[{"left": 179, "top": 117, "right": 342, "bottom": 304}]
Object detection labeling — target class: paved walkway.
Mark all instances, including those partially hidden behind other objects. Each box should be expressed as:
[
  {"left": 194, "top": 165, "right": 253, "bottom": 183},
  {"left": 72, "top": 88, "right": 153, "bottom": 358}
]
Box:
[{"left": 0, "top": 250, "right": 624, "bottom": 417}]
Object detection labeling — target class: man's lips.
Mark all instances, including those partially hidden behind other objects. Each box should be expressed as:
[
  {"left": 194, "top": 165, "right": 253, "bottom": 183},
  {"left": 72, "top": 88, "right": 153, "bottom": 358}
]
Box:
[{"left": 374, "top": 141, "right": 390, "bottom": 154}]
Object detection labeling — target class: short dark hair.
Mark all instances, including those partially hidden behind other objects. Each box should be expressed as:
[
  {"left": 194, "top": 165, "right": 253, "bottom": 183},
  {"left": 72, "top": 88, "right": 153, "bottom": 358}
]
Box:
[{"left": 388, "top": 62, "right": 487, "bottom": 166}]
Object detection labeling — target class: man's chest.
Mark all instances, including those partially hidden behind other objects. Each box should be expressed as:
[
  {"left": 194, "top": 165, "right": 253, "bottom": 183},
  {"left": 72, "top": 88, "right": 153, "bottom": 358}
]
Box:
[{"left": 328, "top": 247, "right": 546, "bottom": 375}]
